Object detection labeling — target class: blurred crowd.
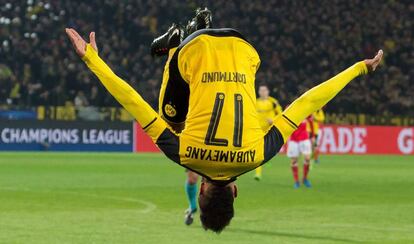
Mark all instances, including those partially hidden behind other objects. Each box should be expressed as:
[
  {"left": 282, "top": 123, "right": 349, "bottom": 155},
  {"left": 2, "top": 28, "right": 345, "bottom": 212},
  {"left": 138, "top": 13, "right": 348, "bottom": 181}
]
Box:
[{"left": 0, "top": 0, "right": 413, "bottom": 116}]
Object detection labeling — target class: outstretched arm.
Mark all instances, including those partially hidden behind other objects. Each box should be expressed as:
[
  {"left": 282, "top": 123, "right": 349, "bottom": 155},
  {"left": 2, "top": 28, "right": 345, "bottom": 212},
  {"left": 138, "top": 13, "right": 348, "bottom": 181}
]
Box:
[
  {"left": 65, "top": 28, "right": 166, "bottom": 140},
  {"left": 274, "top": 50, "right": 383, "bottom": 141}
]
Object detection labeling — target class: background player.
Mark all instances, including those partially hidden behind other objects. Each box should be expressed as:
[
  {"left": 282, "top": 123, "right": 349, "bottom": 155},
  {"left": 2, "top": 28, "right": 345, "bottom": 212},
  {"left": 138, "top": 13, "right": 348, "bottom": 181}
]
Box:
[
  {"left": 308, "top": 109, "right": 325, "bottom": 163},
  {"left": 255, "top": 83, "right": 282, "bottom": 180},
  {"left": 288, "top": 118, "right": 313, "bottom": 188}
]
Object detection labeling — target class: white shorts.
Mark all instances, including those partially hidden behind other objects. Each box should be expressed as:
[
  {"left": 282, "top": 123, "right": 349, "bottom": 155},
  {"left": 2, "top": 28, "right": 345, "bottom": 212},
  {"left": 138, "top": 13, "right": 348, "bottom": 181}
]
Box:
[{"left": 287, "top": 139, "right": 312, "bottom": 158}]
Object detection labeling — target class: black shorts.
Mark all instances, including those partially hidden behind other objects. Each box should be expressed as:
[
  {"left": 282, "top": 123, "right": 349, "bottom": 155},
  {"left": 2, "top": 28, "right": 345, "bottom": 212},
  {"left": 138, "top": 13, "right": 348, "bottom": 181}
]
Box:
[{"left": 160, "top": 58, "right": 190, "bottom": 124}]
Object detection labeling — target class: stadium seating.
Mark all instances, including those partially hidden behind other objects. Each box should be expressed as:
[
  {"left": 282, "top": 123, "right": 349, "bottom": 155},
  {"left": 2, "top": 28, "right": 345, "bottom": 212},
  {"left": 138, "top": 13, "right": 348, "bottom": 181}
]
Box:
[{"left": 0, "top": 0, "right": 413, "bottom": 116}]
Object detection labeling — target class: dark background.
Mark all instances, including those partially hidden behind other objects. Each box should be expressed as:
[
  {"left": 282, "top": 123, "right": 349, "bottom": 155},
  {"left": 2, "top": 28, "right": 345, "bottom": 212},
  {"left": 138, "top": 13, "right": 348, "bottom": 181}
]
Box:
[{"left": 0, "top": 0, "right": 412, "bottom": 115}]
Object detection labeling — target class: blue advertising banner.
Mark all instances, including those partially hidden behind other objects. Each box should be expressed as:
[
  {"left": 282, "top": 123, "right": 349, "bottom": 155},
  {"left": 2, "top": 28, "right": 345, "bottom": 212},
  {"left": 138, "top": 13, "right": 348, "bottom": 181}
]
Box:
[{"left": 0, "top": 120, "right": 133, "bottom": 152}]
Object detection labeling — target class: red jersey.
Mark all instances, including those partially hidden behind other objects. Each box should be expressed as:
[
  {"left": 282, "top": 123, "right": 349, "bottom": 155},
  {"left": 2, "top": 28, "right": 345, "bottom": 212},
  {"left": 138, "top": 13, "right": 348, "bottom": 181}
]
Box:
[{"left": 289, "top": 120, "right": 310, "bottom": 142}]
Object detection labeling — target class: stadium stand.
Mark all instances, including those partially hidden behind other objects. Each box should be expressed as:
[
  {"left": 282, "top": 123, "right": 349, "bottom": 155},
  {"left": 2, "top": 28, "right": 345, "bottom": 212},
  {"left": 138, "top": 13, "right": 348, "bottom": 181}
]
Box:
[{"left": 1, "top": 0, "right": 413, "bottom": 117}]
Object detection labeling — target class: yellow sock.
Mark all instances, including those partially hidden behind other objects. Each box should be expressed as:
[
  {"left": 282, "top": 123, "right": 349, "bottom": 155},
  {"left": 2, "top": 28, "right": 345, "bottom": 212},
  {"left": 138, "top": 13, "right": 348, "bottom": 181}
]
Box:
[
  {"left": 275, "top": 61, "right": 368, "bottom": 141},
  {"left": 255, "top": 166, "right": 263, "bottom": 177}
]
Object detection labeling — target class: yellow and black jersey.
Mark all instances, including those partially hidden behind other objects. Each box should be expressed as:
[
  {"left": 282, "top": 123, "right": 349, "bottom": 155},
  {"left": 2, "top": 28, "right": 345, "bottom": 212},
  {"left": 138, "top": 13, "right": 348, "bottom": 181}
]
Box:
[
  {"left": 156, "top": 28, "right": 284, "bottom": 182},
  {"left": 306, "top": 109, "right": 325, "bottom": 136},
  {"left": 82, "top": 28, "right": 286, "bottom": 184},
  {"left": 256, "top": 96, "right": 282, "bottom": 131},
  {"left": 82, "top": 27, "right": 367, "bottom": 183}
]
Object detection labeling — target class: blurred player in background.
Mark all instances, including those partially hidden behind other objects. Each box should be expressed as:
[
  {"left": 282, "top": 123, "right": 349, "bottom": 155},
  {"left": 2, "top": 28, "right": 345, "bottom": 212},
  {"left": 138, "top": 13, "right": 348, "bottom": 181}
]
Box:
[
  {"left": 151, "top": 8, "right": 213, "bottom": 226},
  {"left": 288, "top": 117, "right": 313, "bottom": 188},
  {"left": 255, "top": 83, "right": 282, "bottom": 180},
  {"left": 308, "top": 109, "right": 325, "bottom": 163}
]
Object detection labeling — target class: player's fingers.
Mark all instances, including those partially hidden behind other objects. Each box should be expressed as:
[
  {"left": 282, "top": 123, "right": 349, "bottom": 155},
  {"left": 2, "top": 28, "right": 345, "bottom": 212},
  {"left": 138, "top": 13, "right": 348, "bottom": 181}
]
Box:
[
  {"left": 369, "top": 50, "right": 383, "bottom": 71},
  {"left": 65, "top": 28, "right": 71, "bottom": 37},
  {"left": 67, "top": 28, "right": 86, "bottom": 57},
  {"left": 65, "top": 28, "right": 73, "bottom": 37},
  {"left": 70, "top": 28, "right": 85, "bottom": 44},
  {"left": 65, "top": 28, "right": 76, "bottom": 43},
  {"left": 67, "top": 28, "right": 76, "bottom": 39},
  {"left": 68, "top": 29, "right": 81, "bottom": 46},
  {"left": 89, "top": 32, "right": 98, "bottom": 52},
  {"left": 374, "top": 50, "right": 383, "bottom": 63},
  {"left": 377, "top": 50, "right": 383, "bottom": 60}
]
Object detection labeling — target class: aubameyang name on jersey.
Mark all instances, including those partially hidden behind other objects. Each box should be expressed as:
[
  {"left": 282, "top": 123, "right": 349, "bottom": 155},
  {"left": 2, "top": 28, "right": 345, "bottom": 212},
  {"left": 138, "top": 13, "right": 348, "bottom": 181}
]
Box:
[
  {"left": 185, "top": 146, "right": 255, "bottom": 163},
  {"left": 201, "top": 72, "right": 246, "bottom": 84}
]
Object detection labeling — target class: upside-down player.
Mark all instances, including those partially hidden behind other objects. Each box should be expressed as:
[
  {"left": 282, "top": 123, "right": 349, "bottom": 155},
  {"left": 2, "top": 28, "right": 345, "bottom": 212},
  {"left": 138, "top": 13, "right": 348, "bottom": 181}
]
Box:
[
  {"left": 65, "top": 19, "right": 383, "bottom": 232},
  {"left": 255, "top": 83, "right": 282, "bottom": 180},
  {"left": 288, "top": 117, "right": 313, "bottom": 188}
]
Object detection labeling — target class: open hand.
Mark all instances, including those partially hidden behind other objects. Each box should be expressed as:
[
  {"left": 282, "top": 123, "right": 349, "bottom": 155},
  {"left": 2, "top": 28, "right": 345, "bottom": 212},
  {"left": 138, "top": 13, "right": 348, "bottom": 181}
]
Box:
[
  {"left": 364, "top": 50, "right": 383, "bottom": 72},
  {"left": 65, "top": 28, "right": 98, "bottom": 57}
]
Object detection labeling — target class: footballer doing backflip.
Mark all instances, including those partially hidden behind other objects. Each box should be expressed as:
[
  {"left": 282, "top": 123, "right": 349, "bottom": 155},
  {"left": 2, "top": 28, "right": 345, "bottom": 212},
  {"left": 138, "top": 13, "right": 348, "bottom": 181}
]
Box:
[{"left": 65, "top": 7, "right": 383, "bottom": 232}]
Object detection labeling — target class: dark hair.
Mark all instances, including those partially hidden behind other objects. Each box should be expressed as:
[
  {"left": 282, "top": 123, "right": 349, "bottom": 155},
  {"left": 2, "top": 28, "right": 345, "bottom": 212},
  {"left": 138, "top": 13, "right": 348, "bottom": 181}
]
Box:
[
  {"left": 258, "top": 82, "right": 268, "bottom": 88},
  {"left": 198, "top": 184, "right": 234, "bottom": 233}
]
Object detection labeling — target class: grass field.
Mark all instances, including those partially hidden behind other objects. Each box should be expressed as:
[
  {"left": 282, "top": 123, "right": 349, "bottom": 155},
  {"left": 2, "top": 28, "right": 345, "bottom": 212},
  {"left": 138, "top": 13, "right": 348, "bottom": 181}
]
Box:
[{"left": 0, "top": 153, "right": 413, "bottom": 244}]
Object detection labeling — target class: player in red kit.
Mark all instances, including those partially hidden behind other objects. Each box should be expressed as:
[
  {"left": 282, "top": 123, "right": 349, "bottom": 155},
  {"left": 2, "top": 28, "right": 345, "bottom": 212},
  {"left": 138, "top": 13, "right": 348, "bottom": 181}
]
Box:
[{"left": 287, "top": 117, "right": 313, "bottom": 188}]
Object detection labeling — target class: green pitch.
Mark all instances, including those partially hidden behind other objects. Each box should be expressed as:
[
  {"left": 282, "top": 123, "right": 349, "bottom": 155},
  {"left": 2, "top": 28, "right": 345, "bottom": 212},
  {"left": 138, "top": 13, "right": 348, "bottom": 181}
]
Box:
[{"left": 0, "top": 153, "right": 413, "bottom": 244}]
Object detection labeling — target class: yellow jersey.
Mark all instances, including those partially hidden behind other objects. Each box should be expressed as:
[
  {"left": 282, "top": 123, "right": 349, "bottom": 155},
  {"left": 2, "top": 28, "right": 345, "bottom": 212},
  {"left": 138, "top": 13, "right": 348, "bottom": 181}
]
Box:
[
  {"left": 82, "top": 29, "right": 367, "bottom": 183},
  {"left": 171, "top": 29, "right": 280, "bottom": 181},
  {"left": 307, "top": 109, "right": 325, "bottom": 135},
  {"left": 82, "top": 29, "right": 287, "bottom": 183},
  {"left": 256, "top": 96, "right": 282, "bottom": 131}
]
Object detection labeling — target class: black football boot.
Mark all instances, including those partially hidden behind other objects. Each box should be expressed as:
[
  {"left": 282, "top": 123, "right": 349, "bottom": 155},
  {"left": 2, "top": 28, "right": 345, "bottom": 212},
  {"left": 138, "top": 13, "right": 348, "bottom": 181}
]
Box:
[
  {"left": 185, "top": 7, "right": 213, "bottom": 35},
  {"left": 150, "top": 23, "right": 184, "bottom": 57}
]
